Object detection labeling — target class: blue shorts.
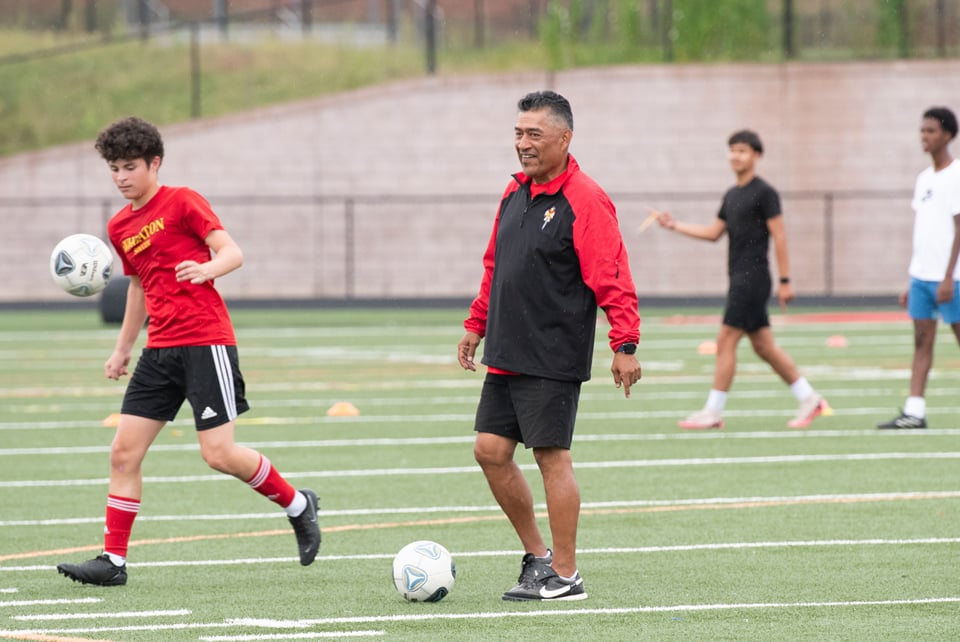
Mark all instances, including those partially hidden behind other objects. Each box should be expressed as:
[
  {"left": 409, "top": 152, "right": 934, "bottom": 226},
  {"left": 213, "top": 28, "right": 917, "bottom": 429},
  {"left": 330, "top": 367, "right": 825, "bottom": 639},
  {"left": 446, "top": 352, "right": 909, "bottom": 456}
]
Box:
[{"left": 908, "top": 278, "right": 960, "bottom": 323}]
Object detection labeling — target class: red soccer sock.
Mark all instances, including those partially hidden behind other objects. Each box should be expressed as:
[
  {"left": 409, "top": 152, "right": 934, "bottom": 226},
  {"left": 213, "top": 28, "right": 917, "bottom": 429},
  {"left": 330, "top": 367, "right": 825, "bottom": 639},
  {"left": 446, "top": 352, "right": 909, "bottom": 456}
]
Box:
[
  {"left": 245, "top": 454, "right": 296, "bottom": 508},
  {"left": 103, "top": 494, "right": 140, "bottom": 559}
]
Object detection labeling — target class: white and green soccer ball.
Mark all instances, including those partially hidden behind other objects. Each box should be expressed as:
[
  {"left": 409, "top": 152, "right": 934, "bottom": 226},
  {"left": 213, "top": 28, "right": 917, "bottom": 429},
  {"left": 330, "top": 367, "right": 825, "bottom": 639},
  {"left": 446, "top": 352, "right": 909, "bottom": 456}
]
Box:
[
  {"left": 392, "top": 540, "right": 456, "bottom": 602},
  {"left": 50, "top": 233, "right": 114, "bottom": 297}
]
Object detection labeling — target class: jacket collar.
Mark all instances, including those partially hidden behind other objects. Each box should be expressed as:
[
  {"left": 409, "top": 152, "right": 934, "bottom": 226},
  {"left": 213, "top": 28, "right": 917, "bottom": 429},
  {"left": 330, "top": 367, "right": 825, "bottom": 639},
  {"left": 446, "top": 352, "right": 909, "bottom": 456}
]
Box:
[{"left": 514, "top": 155, "right": 579, "bottom": 197}]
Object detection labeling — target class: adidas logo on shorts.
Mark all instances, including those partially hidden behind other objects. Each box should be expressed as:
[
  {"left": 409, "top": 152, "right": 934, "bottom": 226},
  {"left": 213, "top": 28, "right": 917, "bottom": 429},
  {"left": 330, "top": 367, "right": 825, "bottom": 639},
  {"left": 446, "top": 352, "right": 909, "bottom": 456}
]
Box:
[{"left": 200, "top": 407, "right": 218, "bottom": 420}]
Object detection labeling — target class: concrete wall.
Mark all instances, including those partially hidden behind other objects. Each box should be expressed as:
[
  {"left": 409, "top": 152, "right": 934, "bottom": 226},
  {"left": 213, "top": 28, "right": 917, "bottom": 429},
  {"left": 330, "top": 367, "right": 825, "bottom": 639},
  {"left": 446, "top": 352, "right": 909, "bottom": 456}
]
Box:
[{"left": 4, "top": 60, "right": 958, "bottom": 303}]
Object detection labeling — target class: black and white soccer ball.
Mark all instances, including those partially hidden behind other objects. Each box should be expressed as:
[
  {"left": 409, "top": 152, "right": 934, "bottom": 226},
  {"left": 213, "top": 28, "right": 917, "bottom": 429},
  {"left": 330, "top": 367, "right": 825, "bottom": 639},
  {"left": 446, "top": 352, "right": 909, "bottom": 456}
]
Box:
[
  {"left": 50, "top": 233, "right": 114, "bottom": 297},
  {"left": 392, "top": 540, "right": 456, "bottom": 602}
]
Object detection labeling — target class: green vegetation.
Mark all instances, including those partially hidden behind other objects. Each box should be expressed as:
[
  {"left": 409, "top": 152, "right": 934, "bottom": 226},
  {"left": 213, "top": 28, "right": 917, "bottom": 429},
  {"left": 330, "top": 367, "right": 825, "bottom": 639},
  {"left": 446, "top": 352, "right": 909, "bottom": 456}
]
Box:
[
  {"left": 0, "top": 306, "right": 959, "bottom": 640},
  {"left": 0, "top": 33, "right": 427, "bottom": 156},
  {"left": 0, "top": 0, "right": 947, "bottom": 158}
]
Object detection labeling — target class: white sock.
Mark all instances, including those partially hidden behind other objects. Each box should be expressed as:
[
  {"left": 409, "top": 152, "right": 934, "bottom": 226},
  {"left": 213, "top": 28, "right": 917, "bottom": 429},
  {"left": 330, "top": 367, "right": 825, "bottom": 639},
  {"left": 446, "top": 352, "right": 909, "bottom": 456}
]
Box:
[
  {"left": 284, "top": 491, "right": 307, "bottom": 517},
  {"left": 104, "top": 552, "right": 125, "bottom": 567},
  {"left": 559, "top": 570, "right": 579, "bottom": 581},
  {"left": 789, "top": 377, "right": 815, "bottom": 401},
  {"left": 904, "top": 396, "right": 926, "bottom": 419},
  {"left": 705, "top": 389, "right": 728, "bottom": 412}
]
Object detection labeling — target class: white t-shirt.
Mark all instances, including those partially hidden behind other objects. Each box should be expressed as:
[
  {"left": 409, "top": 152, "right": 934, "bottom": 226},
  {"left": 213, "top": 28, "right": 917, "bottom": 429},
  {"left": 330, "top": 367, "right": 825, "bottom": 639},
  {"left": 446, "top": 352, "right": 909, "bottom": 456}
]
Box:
[{"left": 909, "top": 159, "right": 960, "bottom": 281}]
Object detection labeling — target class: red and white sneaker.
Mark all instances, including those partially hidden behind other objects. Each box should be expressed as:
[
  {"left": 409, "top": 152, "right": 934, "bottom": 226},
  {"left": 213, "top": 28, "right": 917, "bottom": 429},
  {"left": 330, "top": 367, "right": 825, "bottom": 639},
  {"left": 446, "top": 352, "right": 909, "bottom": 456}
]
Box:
[
  {"left": 678, "top": 408, "right": 724, "bottom": 430},
  {"left": 788, "top": 394, "right": 832, "bottom": 429}
]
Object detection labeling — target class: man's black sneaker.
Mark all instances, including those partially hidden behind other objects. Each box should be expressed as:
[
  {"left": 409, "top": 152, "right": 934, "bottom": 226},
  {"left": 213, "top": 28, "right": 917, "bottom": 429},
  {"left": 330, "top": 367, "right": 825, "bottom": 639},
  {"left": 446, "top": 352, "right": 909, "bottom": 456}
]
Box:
[
  {"left": 877, "top": 412, "right": 927, "bottom": 429},
  {"left": 57, "top": 554, "right": 127, "bottom": 586},
  {"left": 502, "top": 550, "right": 556, "bottom": 601},
  {"left": 503, "top": 564, "right": 588, "bottom": 601},
  {"left": 288, "top": 488, "right": 321, "bottom": 566}
]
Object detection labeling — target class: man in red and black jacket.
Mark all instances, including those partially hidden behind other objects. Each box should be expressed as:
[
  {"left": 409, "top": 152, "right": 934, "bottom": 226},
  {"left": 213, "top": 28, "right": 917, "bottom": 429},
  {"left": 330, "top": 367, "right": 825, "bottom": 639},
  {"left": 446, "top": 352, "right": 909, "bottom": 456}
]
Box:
[{"left": 458, "top": 90, "right": 642, "bottom": 602}]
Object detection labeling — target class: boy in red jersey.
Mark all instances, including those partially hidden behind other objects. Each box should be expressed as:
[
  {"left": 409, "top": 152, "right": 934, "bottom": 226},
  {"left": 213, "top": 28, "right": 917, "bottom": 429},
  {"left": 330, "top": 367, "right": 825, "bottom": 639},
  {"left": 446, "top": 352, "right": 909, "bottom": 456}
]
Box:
[{"left": 57, "top": 117, "right": 320, "bottom": 586}]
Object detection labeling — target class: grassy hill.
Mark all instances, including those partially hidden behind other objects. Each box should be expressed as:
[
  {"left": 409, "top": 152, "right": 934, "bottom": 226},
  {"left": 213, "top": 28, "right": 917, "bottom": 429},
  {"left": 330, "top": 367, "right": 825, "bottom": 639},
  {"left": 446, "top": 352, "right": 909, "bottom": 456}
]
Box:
[{"left": 0, "top": 27, "right": 485, "bottom": 157}]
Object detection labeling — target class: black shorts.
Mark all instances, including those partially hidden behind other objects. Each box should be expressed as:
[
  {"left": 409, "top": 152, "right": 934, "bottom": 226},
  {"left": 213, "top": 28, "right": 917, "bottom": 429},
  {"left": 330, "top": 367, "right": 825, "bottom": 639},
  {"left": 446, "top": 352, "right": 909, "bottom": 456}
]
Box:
[
  {"left": 121, "top": 346, "right": 250, "bottom": 430},
  {"left": 723, "top": 273, "right": 772, "bottom": 332},
  {"left": 474, "top": 373, "right": 581, "bottom": 449}
]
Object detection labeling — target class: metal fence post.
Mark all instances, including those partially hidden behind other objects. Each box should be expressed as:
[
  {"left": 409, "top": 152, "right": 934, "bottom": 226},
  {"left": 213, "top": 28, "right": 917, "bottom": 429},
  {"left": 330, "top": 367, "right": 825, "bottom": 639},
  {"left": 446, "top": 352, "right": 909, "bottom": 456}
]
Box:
[
  {"left": 425, "top": 0, "right": 437, "bottom": 74},
  {"left": 190, "top": 23, "right": 201, "bottom": 119},
  {"left": 661, "top": 0, "right": 673, "bottom": 62},
  {"left": 137, "top": 0, "right": 150, "bottom": 40},
  {"left": 302, "top": 0, "right": 313, "bottom": 36},
  {"left": 824, "top": 192, "right": 834, "bottom": 296},
  {"left": 345, "top": 198, "right": 355, "bottom": 299},
  {"left": 783, "top": 0, "right": 795, "bottom": 60},
  {"left": 215, "top": 0, "right": 229, "bottom": 41}
]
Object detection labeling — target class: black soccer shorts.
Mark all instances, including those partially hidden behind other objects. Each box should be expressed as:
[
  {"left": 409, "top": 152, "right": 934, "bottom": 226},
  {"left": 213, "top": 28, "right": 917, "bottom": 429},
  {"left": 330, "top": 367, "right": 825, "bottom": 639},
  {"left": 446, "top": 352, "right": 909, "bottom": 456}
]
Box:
[
  {"left": 120, "top": 345, "right": 250, "bottom": 430},
  {"left": 723, "top": 272, "right": 772, "bottom": 332},
  {"left": 473, "top": 373, "right": 581, "bottom": 449}
]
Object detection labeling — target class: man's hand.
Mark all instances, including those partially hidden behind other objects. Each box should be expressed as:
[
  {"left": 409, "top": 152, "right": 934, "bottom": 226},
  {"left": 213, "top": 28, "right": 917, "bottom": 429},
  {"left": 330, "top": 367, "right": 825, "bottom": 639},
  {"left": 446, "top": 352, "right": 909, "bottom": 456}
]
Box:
[
  {"left": 611, "top": 353, "right": 642, "bottom": 398},
  {"left": 457, "top": 332, "right": 481, "bottom": 371}
]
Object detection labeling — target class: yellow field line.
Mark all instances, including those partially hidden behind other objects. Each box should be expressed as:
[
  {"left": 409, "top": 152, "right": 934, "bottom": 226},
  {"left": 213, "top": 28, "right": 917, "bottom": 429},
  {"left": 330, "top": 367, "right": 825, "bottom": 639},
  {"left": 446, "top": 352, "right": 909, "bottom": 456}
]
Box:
[
  {"left": 0, "top": 634, "right": 116, "bottom": 642},
  {"left": 1, "top": 491, "right": 950, "bottom": 564}
]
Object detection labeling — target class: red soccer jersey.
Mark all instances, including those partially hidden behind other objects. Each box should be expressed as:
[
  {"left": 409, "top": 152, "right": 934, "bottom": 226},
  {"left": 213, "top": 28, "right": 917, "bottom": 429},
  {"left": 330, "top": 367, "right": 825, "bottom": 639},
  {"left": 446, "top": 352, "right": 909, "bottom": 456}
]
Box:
[{"left": 107, "top": 185, "right": 237, "bottom": 348}]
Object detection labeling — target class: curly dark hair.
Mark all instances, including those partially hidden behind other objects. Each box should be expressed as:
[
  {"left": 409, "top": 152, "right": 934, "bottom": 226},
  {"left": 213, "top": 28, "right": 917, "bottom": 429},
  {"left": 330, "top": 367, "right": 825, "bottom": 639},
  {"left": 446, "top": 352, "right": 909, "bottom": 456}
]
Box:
[{"left": 95, "top": 116, "right": 164, "bottom": 164}]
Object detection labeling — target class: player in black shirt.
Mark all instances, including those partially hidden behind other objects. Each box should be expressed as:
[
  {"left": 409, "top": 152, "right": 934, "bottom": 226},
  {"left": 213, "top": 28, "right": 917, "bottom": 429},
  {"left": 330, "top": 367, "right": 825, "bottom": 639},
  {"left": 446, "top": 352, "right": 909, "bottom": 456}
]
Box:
[{"left": 655, "top": 130, "right": 829, "bottom": 429}]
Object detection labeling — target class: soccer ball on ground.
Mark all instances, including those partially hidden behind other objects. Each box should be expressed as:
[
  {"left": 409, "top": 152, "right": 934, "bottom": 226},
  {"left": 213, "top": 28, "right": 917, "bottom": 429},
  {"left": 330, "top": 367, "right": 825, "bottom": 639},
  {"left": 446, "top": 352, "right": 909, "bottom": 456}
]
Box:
[
  {"left": 392, "top": 540, "right": 456, "bottom": 602},
  {"left": 50, "top": 233, "right": 114, "bottom": 297}
]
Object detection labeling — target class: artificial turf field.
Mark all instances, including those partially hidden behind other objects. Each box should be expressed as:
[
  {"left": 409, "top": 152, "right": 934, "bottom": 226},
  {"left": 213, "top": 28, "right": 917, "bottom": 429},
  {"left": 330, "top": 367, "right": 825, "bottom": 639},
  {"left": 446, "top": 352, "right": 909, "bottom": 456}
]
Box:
[{"left": 0, "top": 305, "right": 958, "bottom": 641}]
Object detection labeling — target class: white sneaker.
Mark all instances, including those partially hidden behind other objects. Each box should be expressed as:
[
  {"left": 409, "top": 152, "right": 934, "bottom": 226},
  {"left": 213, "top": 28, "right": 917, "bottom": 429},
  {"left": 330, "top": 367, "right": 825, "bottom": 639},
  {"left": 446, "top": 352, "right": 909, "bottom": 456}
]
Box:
[
  {"left": 678, "top": 408, "right": 724, "bottom": 430},
  {"left": 787, "top": 394, "right": 832, "bottom": 429}
]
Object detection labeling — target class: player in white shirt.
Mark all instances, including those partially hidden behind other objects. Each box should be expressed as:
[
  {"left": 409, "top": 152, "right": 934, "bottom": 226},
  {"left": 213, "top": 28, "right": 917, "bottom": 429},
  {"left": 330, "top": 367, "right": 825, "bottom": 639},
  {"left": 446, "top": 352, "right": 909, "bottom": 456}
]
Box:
[{"left": 879, "top": 107, "right": 960, "bottom": 429}]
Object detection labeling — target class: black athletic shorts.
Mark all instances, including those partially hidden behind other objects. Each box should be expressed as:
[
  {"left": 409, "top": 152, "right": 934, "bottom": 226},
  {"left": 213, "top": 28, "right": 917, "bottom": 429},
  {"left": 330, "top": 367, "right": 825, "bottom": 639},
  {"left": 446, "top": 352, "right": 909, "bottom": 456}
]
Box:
[
  {"left": 473, "top": 373, "right": 581, "bottom": 449},
  {"left": 121, "top": 345, "right": 250, "bottom": 430},
  {"left": 723, "top": 272, "right": 772, "bottom": 332}
]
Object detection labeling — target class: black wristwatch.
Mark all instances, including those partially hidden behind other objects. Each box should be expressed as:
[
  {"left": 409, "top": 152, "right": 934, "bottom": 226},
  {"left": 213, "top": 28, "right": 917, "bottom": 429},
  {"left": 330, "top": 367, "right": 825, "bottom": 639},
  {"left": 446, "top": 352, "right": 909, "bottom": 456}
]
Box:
[{"left": 616, "top": 342, "right": 637, "bottom": 355}]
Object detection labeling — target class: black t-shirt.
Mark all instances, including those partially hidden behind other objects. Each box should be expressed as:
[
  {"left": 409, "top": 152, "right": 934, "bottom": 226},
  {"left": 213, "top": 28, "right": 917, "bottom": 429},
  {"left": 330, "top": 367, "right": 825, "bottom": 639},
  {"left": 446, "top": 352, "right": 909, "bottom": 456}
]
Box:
[{"left": 717, "top": 176, "right": 781, "bottom": 279}]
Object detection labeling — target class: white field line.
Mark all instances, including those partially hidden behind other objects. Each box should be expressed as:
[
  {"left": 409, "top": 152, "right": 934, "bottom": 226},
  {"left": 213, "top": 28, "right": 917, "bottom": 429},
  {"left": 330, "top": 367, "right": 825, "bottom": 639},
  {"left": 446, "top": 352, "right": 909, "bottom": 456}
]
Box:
[
  {"left": 12, "top": 609, "right": 191, "bottom": 621},
  {"left": 5, "top": 358, "right": 960, "bottom": 396},
  {"left": 3, "top": 490, "right": 958, "bottom": 528},
  {"left": 202, "top": 633, "right": 384, "bottom": 640},
  {"left": 0, "top": 589, "right": 16, "bottom": 593},
  {"left": 4, "top": 426, "right": 960, "bottom": 457},
  {"left": 4, "top": 597, "right": 959, "bottom": 637},
  {"left": 0, "top": 428, "right": 960, "bottom": 457},
  {"left": 5, "top": 405, "right": 960, "bottom": 432},
  {"left": 2, "top": 451, "right": 959, "bottom": 489},
  {"left": 4, "top": 537, "right": 959, "bottom": 573},
  {"left": 0, "top": 598, "right": 101, "bottom": 608},
  {"left": 8, "top": 384, "right": 960, "bottom": 416},
  {"left": 201, "top": 633, "right": 384, "bottom": 641},
  {"left": 236, "top": 597, "right": 960, "bottom": 626}
]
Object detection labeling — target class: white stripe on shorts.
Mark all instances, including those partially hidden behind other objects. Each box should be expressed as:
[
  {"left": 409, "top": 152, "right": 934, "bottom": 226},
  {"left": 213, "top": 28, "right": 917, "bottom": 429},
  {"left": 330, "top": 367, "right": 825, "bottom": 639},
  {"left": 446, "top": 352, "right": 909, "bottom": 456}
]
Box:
[{"left": 210, "top": 345, "right": 238, "bottom": 421}]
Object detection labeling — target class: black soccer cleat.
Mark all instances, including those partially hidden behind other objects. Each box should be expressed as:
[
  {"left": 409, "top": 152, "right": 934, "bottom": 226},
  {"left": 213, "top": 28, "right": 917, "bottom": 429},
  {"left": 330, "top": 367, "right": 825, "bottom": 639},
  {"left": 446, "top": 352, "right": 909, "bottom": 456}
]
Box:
[
  {"left": 877, "top": 412, "right": 927, "bottom": 430},
  {"left": 288, "top": 488, "right": 321, "bottom": 566},
  {"left": 57, "top": 554, "right": 127, "bottom": 586}
]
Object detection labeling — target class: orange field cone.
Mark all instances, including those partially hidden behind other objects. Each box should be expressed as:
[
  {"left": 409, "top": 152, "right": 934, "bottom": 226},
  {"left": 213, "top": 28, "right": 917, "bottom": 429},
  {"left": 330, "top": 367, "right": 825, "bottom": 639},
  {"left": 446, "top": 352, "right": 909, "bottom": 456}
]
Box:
[
  {"left": 697, "top": 341, "right": 718, "bottom": 355},
  {"left": 101, "top": 412, "right": 121, "bottom": 427},
  {"left": 326, "top": 401, "right": 360, "bottom": 417},
  {"left": 826, "top": 335, "right": 849, "bottom": 348}
]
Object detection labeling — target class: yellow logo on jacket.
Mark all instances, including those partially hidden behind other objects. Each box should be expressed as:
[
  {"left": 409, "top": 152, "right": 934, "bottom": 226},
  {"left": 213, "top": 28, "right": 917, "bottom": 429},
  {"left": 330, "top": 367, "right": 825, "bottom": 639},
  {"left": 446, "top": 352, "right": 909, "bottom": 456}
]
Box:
[{"left": 541, "top": 207, "right": 556, "bottom": 230}]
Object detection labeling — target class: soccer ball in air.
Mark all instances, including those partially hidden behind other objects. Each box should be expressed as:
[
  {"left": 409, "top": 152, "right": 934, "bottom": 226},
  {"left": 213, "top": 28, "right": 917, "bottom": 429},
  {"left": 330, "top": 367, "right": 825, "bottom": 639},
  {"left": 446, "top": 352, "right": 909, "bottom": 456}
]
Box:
[
  {"left": 392, "top": 540, "right": 456, "bottom": 602},
  {"left": 50, "top": 233, "right": 114, "bottom": 297}
]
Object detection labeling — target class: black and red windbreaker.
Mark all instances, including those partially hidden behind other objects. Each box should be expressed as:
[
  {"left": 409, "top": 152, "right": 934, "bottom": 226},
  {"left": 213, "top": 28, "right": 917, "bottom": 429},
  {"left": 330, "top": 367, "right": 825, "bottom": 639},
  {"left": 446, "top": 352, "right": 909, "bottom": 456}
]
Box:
[{"left": 464, "top": 155, "right": 640, "bottom": 382}]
